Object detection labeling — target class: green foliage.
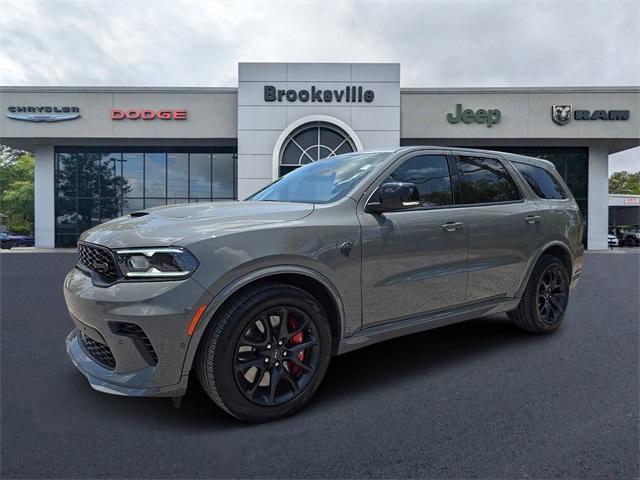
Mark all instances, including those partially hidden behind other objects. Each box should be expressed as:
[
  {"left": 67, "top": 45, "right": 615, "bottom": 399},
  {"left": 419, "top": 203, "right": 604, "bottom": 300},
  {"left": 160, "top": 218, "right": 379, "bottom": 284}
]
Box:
[
  {"left": 609, "top": 171, "right": 640, "bottom": 195},
  {"left": 0, "top": 147, "right": 34, "bottom": 235}
]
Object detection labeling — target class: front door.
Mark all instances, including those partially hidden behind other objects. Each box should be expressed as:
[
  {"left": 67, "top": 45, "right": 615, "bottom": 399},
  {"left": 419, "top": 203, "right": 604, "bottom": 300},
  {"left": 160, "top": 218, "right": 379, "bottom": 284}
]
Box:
[{"left": 359, "top": 153, "right": 468, "bottom": 328}]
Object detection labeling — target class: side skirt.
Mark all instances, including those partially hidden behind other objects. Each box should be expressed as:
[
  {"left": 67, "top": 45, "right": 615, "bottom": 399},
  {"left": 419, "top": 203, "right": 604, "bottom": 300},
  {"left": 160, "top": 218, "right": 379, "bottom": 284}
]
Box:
[{"left": 337, "top": 296, "right": 519, "bottom": 355}]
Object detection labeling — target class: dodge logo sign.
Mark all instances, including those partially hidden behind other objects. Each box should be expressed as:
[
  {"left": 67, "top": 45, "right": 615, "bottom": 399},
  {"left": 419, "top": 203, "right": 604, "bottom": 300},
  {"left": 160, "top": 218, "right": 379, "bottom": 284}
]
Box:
[
  {"left": 111, "top": 109, "right": 187, "bottom": 120},
  {"left": 552, "top": 105, "right": 572, "bottom": 125}
]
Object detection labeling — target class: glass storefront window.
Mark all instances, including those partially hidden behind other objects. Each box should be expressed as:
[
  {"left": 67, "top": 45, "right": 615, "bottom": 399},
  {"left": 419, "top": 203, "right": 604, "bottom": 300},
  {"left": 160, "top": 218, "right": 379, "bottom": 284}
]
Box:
[
  {"left": 213, "top": 153, "right": 235, "bottom": 198},
  {"left": 168, "top": 152, "right": 189, "bottom": 199},
  {"left": 55, "top": 147, "right": 236, "bottom": 246},
  {"left": 122, "top": 152, "right": 144, "bottom": 198},
  {"left": 145, "top": 152, "right": 167, "bottom": 198},
  {"left": 190, "top": 153, "right": 212, "bottom": 198}
]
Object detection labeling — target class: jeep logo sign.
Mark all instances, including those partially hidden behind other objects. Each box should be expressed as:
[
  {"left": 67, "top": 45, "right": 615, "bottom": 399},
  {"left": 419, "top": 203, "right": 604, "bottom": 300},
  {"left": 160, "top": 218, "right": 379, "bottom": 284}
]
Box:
[
  {"left": 447, "top": 104, "right": 501, "bottom": 127},
  {"left": 264, "top": 85, "right": 374, "bottom": 103}
]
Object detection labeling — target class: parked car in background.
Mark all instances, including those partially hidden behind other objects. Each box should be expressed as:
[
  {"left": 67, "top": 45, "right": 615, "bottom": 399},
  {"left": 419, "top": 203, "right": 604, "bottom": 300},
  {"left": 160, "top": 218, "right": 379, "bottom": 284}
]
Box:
[
  {"left": 6, "top": 232, "right": 35, "bottom": 247},
  {"left": 64, "top": 146, "right": 584, "bottom": 422},
  {"left": 613, "top": 226, "right": 640, "bottom": 247},
  {"left": 608, "top": 233, "right": 619, "bottom": 247},
  {"left": 0, "top": 232, "right": 18, "bottom": 249}
]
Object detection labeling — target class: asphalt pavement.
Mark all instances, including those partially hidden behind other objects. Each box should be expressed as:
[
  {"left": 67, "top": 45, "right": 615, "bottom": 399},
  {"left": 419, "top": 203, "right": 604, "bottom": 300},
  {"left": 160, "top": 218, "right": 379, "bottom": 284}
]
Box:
[{"left": 1, "top": 250, "right": 638, "bottom": 479}]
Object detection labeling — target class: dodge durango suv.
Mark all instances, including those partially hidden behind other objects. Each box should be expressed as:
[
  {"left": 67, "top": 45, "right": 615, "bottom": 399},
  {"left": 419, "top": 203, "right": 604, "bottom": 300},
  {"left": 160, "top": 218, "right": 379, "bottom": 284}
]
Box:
[{"left": 64, "top": 146, "right": 584, "bottom": 422}]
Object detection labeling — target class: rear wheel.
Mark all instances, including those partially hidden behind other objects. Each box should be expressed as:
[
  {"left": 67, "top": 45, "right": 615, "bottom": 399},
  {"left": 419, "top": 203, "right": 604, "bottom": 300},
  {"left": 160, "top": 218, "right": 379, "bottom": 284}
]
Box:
[
  {"left": 195, "top": 283, "right": 331, "bottom": 422},
  {"left": 508, "top": 255, "right": 570, "bottom": 333},
  {"left": 625, "top": 237, "right": 636, "bottom": 247}
]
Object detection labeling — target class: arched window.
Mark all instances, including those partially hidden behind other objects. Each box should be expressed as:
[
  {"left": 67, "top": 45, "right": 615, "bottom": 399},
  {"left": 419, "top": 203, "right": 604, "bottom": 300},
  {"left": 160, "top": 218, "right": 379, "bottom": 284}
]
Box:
[{"left": 279, "top": 122, "right": 355, "bottom": 176}]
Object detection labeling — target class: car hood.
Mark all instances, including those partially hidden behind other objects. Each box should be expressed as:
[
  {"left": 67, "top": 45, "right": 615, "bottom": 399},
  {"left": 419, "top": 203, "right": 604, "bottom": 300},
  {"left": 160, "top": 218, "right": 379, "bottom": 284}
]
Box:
[{"left": 80, "top": 201, "right": 314, "bottom": 248}]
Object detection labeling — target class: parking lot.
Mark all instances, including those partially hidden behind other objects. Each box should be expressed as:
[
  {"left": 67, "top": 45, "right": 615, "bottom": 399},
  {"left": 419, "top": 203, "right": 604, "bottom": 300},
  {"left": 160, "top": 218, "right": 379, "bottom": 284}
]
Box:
[{"left": 1, "top": 250, "right": 638, "bottom": 479}]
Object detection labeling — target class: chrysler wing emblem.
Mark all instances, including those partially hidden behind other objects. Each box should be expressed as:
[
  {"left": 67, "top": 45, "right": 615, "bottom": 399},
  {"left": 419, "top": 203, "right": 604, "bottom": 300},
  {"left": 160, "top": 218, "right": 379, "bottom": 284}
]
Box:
[
  {"left": 6, "top": 113, "right": 81, "bottom": 122},
  {"left": 551, "top": 105, "right": 572, "bottom": 125}
]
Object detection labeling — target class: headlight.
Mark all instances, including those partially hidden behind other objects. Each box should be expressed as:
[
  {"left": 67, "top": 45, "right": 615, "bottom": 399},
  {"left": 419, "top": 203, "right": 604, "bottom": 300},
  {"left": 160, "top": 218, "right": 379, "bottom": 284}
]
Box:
[{"left": 114, "top": 247, "right": 199, "bottom": 279}]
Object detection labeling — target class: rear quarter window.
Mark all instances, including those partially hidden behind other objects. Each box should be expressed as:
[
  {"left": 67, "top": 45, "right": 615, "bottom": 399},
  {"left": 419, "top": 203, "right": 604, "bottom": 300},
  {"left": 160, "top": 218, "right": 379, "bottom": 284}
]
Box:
[{"left": 514, "top": 162, "right": 567, "bottom": 200}]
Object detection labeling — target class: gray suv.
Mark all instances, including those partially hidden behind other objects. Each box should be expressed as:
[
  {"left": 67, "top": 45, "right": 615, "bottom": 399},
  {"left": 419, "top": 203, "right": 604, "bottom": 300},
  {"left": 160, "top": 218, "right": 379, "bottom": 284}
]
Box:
[{"left": 64, "top": 147, "right": 584, "bottom": 422}]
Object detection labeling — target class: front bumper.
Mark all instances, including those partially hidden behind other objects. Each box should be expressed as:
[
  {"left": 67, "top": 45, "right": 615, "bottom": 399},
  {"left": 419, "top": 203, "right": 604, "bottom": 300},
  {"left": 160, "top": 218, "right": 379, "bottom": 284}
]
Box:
[{"left": 64, "top": 267, "right": 213, "bottom": 397}]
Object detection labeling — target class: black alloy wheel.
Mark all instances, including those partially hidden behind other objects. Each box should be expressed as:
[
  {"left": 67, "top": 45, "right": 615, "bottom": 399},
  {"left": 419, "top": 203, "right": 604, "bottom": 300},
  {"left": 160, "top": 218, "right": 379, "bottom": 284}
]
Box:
[
  {"left": 196, "top": 282, "right": 331, "bottom": 422},
  {"left": 537, "top": 265, "right": 568, "bottom": 325},
  {"left": 508, "top": 255, "right": 571, "bottom": 333},
  {"left": 233, "top": 306, "right": 320, "bottom": 406}
]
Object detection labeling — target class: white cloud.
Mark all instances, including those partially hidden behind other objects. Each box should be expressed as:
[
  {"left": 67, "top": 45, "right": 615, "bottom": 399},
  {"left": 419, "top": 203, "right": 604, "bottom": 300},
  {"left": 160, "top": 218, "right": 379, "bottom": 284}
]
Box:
[{"left": 1, "top": 0, "right": 638, "bottom": 87}]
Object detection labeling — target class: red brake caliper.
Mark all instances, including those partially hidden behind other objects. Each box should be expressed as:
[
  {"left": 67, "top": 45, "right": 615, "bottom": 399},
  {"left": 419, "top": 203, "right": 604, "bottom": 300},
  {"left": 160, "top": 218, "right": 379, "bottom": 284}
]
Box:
[{"left": 288, "top": 317, "right": 305, "bottom": 376}]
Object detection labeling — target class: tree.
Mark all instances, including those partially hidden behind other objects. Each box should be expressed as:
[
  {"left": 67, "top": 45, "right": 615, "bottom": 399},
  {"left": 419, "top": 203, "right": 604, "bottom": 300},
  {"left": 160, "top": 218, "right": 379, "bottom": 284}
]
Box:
[
  {"left": 0, "top": 147, "right": 34, "bottom": 235},
  {"left": 609, "top": 171, "right": 640, "bottom": 195}
]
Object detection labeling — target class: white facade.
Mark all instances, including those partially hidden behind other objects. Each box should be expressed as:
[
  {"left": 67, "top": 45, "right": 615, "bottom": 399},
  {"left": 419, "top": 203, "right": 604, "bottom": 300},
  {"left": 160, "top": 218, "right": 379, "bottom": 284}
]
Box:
[{"left": 237, "top": 63, "right": 400, "bottom": 199}]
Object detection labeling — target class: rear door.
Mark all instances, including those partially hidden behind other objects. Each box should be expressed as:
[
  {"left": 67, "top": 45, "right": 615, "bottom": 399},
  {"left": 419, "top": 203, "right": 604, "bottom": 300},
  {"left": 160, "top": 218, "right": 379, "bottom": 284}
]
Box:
[
  {"left": 359, "top": 151, "right": 468, "bottom": 327},
  {"left": 452, "top": 153, "right": 542, "bottom": 302}
]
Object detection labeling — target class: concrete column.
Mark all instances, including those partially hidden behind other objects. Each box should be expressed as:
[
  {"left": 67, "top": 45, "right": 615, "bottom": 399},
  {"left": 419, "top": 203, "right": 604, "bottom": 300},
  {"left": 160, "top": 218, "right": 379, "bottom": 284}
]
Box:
[
  {"left": 587, "top": 145, "right": 609, "bottom": 250},
  {"left": 33, "top": 145, "right": 55, "bottom": 248}
]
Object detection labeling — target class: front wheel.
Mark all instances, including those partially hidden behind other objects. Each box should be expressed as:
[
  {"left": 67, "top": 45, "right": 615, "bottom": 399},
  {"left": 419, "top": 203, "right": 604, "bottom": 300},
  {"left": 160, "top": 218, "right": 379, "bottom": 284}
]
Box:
[
  {"left": 195, "top": 283, "right": 332, "bottom": 422},
  {"left": 508, "top": 255, "right": 570, "bottom": 333}
]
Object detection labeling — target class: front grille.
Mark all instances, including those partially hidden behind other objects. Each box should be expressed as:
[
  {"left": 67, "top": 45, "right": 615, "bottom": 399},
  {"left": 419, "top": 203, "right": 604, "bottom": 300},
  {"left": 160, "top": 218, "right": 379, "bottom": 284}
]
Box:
[
  {"left": 111, "top": 322, "right": 158, "bottom": 366},
  {"left": 78, "top": 243, "right": 119, "bottom": 281},
  {"left": 81, "top": 334, "right": 116, "bottom": 370}
]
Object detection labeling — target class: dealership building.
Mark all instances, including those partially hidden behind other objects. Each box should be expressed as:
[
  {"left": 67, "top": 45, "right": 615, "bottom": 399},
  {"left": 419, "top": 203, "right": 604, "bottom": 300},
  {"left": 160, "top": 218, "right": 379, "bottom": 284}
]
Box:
[{"left": 1, "top": 63, "right": 638, "bottom": 250}]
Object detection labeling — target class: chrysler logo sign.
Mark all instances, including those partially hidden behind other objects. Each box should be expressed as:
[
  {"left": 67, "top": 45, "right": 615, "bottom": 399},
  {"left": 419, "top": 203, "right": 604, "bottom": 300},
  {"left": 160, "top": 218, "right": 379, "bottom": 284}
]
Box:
[
  {"left": 552, "top": 104, "right": 630, "bottom": 125},
  {"left": 7, "top": 106, "right": 81, "bottom": 122}
]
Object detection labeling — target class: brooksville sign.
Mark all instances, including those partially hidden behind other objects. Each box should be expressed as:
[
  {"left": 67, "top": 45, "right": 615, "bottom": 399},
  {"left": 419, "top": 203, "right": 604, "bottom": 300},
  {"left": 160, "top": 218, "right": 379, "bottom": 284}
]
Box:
[{"left": 264, "top": 85, "right": 375, "bottom": 103}]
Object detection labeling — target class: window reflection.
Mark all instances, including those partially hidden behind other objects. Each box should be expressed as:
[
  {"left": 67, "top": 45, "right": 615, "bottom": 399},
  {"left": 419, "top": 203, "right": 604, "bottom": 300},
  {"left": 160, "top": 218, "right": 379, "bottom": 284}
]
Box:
[
  {"left": 145, "top": 152, "right": 166, "bottom": 197},
  {"left": 55, "top": 148, "right": 236, "bottom": 246},
  {"left": 168, "top": 152, "right": 188, "bottom": 199},
  {"left": 190, "top": 153, "right": 211, "bottom": 198},
  {"left": 123, "top": 152, "right": 143, "bottom": 198}
]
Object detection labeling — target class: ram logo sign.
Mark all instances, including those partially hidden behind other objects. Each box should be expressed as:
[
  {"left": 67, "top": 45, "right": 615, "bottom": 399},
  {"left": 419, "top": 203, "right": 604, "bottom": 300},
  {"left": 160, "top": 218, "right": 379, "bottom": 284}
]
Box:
[{"left": 552, "top": 105, "right": 630, "bottom": 125}]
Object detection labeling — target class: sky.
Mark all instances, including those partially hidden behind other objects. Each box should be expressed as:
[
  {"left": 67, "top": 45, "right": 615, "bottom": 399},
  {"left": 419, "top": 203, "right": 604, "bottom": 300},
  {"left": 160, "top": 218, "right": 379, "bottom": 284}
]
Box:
[{"left": 0, "top": 0, "right": 639, "bottom": 171}]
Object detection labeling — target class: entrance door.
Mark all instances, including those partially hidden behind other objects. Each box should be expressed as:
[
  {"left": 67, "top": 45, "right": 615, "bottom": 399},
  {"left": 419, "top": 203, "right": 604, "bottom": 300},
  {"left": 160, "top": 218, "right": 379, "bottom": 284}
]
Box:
[{"left": 359, "top": 153, "right": 468, "bottom": 328}]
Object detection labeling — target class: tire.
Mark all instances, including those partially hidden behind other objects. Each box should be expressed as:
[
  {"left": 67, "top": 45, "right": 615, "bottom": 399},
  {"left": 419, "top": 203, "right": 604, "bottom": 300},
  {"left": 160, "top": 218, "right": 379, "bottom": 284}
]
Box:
[
  {"left": 508, "top": 255, "right": 570, "bottom": 333},
  {"left": 625, "top": 237, "right": 636, "bottom": 247},
  {"left": 195, "top": 282, "right": 332, "bottom": 422}
]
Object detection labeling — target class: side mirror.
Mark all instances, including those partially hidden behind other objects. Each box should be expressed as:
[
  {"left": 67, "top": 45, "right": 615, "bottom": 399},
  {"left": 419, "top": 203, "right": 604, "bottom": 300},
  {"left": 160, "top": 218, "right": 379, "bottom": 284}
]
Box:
[{"left": 366, "top": 182, "right": 421, "bottom": 213}]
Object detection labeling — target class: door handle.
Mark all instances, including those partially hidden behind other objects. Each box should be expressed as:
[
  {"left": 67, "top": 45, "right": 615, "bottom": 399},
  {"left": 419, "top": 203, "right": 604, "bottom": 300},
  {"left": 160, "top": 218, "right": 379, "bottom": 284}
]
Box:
[
  {"left": 525, "top": 215, "right": 541, "bottom": 224},
  {"left": 441, "top": 222, "right": 464, "bottom": 232}
]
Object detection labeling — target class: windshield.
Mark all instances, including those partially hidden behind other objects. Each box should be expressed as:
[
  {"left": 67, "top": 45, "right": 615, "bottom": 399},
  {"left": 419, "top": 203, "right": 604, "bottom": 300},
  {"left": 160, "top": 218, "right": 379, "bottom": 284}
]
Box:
[{"left": 249, "top": 151, "right": 391, "bottom": 204}]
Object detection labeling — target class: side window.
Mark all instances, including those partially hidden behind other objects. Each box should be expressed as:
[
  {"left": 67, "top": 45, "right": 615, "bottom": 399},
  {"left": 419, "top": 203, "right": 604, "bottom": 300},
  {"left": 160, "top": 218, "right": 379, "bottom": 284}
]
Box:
[
  {"left": 513, "top": 162, "right": 567, "bottom": 199},
  {"left": 456, "top": 156, "right": 521, "bottom": 204},
  {"left": 385, "top": 155, "right": 453, "bottom": 207}
]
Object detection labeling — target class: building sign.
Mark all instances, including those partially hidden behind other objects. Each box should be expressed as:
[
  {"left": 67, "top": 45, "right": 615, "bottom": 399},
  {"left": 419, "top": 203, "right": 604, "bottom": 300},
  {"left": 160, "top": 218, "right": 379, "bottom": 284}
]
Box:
[
  {"left": 264, "top": 85, "right": 374, "bottom": 103},
  {"left": 552, "top": 105, "right": 630, "bottom": 125},
  {"left": 110, "top": 109, "right": 187, "bottom": 120},
  {"left": 446, "top": 104, "right": 501, "bottom": 127},
  {"left": 624, "top": 197, "right": 640, "bottom": 205},
  {"left": 6, "top": 106, "right": 81, "bottom": 122}
]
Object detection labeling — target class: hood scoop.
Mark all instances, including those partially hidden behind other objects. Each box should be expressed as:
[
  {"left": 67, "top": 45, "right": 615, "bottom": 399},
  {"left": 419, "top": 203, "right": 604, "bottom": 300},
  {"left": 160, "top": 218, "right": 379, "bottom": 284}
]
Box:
[{"left": 130, "top": 211, "right": 149, "bottom": 218}]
